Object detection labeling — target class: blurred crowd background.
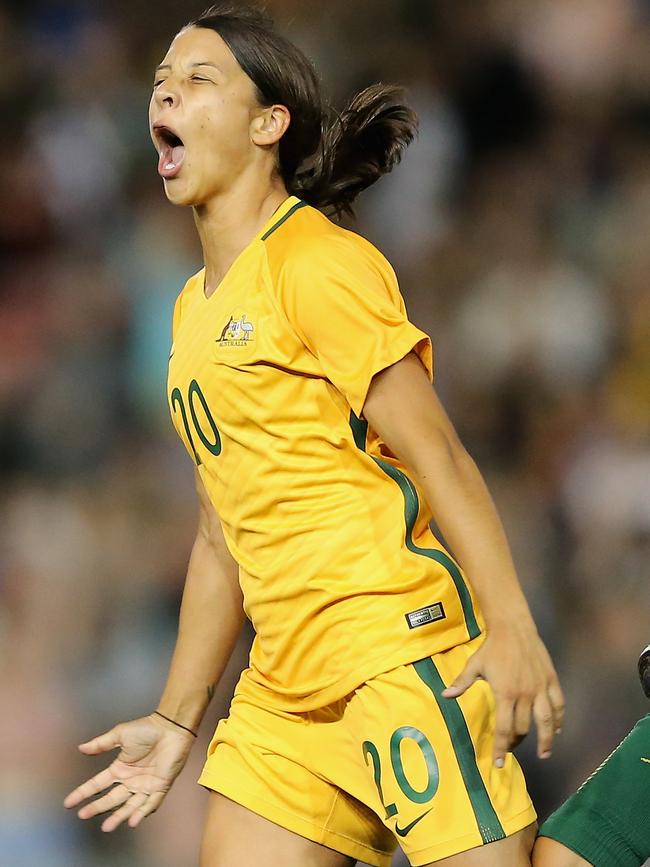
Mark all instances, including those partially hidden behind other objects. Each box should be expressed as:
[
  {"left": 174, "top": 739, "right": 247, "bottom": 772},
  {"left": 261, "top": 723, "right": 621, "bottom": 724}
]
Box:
[{"left": 2, "top": 0, "right": 649, "bottom": 865}]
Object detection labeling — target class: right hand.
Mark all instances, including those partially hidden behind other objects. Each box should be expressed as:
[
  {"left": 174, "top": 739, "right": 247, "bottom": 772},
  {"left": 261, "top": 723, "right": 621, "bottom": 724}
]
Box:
[
  {"left": 442, "top": 623, "right": 565, "bottom": 767},
  {"left": 63, "top": 714, "right": 196, "bottom": 832}
]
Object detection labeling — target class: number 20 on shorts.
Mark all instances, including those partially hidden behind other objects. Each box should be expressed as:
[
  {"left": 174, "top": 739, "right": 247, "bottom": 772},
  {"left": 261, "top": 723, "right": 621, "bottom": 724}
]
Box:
[{"left": 363, "top": 726, "right": 439, "bottom": 824}]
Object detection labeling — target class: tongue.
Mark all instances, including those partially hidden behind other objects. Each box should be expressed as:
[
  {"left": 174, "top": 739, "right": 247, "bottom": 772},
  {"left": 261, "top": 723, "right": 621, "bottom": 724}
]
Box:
[{"left": 158, "top": 143, "right": 186, "bottom": 177}]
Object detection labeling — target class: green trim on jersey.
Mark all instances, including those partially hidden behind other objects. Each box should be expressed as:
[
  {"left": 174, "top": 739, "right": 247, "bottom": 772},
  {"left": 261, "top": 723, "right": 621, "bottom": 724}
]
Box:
[
  {"left": 349, "top": 410, "right": 481, "bottom": 639},
  {"left": 261, "top": 200, "right": 308, "bottom": 241},
  {"left": 412, "top": 656, "right": 506, "bottom": 845}
]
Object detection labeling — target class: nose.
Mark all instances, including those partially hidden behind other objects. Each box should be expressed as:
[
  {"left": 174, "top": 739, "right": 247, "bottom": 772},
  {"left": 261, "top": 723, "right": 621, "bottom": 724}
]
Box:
[{"left": 154, "top": 82, "right": 178, "bottom": 109}]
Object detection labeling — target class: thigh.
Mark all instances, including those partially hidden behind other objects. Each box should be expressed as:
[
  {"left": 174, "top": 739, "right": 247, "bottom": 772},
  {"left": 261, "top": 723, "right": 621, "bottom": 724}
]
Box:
[
  {"left": 532, "top": 837, "right": 591, "bottom": 867},
  {"left": 426, "top": 823, "right": 536, "bottom": 866},
  {"left": 197, "top": 689, "right": 395, "bottom": 867},
  {"left": 343, "top": 636, "right": 537, "bottom": 865},
  {"left": 200, "top": 793, "right": 355, "bottom": 867}
]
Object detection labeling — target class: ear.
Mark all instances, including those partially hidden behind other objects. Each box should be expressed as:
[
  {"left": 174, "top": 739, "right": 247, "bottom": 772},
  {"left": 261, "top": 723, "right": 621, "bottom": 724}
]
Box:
[{"left": 251, "top": 104, "right": 291, "bottom": 147}]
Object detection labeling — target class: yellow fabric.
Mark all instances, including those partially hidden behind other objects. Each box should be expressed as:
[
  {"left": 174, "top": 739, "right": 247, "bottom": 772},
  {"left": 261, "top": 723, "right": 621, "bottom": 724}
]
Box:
[
  {"left": 198, "top": 635, "right": 536, "bottom": 866},
  {"left": 167, "top": 195, "right": 485, "bottom": 711}
]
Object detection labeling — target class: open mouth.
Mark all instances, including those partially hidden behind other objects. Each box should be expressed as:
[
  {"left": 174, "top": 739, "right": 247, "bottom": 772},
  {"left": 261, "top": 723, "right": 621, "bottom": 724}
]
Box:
[{"left": 154, "top": 125, "right": 186, "bottom": 179}]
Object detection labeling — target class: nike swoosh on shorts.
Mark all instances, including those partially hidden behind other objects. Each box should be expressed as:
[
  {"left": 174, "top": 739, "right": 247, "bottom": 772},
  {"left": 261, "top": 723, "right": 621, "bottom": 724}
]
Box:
[{"left": 394, "top": 808, "right": 432, "bottom": 837}]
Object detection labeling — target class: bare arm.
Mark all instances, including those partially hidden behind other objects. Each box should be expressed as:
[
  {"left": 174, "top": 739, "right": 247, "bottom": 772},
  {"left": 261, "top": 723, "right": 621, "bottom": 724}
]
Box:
[
  {"left": 363, "top": 352, "right": 564, "bottom": 765},
  {"left": 64, "top": 469, "right": 244, "bottom": 831},
  {"left": 156, "top": 468, "right": 244, "bottom": 733}
]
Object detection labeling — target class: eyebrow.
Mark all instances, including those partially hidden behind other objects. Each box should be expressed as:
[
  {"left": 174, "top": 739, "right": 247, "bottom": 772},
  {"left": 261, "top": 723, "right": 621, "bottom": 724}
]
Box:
[{"left": 155, "top": 61, "right": 223, "bottom": 73}]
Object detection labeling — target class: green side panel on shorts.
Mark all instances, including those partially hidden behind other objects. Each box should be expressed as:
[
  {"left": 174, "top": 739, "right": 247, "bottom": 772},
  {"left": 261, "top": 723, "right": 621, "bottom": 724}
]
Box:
[
  {"left": 348, "top": 411, "right": 481, "bottom": 639},
  {"left": 350, "top": 409, "right": 369, "bottom": 450},
  {"left": 412, "top": 656, "right": 505, "bottom": 845},
  {"left": 260, "top": 200, "right": 307, "bottom": 240}
]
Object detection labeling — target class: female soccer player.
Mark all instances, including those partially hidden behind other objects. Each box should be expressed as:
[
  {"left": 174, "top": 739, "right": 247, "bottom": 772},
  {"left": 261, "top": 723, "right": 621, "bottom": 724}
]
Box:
[{"left": 64, "top": 5, "right": 564, "bottom": 865}]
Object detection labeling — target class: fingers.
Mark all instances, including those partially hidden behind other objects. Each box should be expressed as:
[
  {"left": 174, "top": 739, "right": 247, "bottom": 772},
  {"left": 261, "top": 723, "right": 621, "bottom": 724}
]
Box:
[
  {"left": 512, "top": 696, "right": 532, "bottom": 749},
  {"left": 496, "top": 685, "right": 563, "bottom": 765},
  {"left": 64, "top": 767, "right": 117, "bottom": 809},
  {"left": 64, "top": 774, "right": 167, "bottom": 832},
  {"left": 78, "top": 726, "right": 121, "bottom": 755},
  {"left": 497, "top": 678, "right": 565, "bottom": 765},
  {"left": 441, "top": 655, "right": 482, "bottom": 699},
  {"left": 77, "top": 783, "right": 133, "bottom": 821},
  {"left": 548, "top": 677, "right": 565, "bottom": 734},
  {"left": 68, "top": 780, "right": 163, "bottom": 833},
  {"left": 533, "top": 691, "right": 556, "bottom": 759},
  {"left": 492, "top": 695, "right": 515, "bottom": 768},
  {"left": 98, "top": 789, "right": 166, "bottom": 832},
  {"left": 101, "top": 792, "right": 149, "bottom": 833},
  {"left": 530, "top": 673, "right": 565, "bottom": 759},
  {"left": 128, "top": 790, "right": 166, "bottom": 829}
]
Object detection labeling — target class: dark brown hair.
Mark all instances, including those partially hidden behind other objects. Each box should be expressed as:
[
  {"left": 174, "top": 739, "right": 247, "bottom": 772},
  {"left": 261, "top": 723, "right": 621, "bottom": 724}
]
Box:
[{"left": 187, "top": 3, "right": 418, "bottom": 218}]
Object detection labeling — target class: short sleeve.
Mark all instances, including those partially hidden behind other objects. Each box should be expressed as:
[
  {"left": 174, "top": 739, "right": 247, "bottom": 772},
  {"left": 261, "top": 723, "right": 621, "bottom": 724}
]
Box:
[{"left": 276, "top": 233, "right": 433, "bottom": 417}]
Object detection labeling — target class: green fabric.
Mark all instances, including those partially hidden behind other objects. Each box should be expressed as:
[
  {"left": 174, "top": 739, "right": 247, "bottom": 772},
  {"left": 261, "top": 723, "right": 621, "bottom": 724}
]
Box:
[
  {"left": 389, "top": 726, "right": 439, "bottom": 804},
  {"left": 260, "top": 200, "right": 307, "bottom": 240},
  {"left": 412, "top": 656, "right": 505, "bottom": 844},
  {"left": 539, "top": 715, "right": 650, "bottom": 867},
  {"left": 348, "top": 410, "right": 481, "bottom": 639}
]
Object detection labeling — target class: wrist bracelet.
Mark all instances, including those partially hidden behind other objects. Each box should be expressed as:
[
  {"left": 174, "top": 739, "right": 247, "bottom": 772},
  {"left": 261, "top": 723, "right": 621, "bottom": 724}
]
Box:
[{"left": 153, "top": 710, "right": 198, "bottom": 737}]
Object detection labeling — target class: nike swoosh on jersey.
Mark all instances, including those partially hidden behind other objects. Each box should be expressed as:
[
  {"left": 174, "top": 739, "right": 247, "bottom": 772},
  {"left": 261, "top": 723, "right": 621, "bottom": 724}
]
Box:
[
  {"left": 394, "top": 808, "right": 432, "bottom": 837},
  {"left": 641, "top": 757, "right": 650, "bottom": 764}
]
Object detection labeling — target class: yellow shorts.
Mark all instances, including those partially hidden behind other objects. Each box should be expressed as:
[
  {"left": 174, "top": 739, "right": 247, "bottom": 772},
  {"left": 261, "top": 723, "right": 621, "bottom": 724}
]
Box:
[{"left": 198, "top": 636, "right": 536, "bottom": 866}]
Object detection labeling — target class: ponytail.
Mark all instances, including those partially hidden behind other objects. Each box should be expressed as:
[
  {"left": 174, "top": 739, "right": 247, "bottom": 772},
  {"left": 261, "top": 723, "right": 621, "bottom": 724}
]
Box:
[
  {"left": 191, "top": 5, "right": 418, "bottom": 218},
  {"left": 294, "top": 85, "right": 418, "bottom": 218}
]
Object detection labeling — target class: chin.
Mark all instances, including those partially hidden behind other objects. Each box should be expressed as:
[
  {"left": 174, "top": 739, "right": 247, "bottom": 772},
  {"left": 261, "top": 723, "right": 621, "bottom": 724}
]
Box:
[{"left": 162, "top": 181, "right": 197, "bottom": 207}]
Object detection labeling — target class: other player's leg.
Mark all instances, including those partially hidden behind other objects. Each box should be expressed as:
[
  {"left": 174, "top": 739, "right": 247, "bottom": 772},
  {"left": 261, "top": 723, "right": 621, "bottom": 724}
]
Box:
[
  {"left": 532, "top": 837, "right": 590, "bottom": 867},
  {"left": 200, "top": 793, "right": 356, "bottom": 867},
  {"left": 531, "top": 647, "right": 650, "bottom": 867},
  {"left": 534, "top": 715, "right": 650, "bottom": 867}
]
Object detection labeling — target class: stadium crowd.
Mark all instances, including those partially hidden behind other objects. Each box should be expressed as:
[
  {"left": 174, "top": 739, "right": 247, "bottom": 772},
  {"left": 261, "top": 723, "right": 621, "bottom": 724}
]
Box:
[{"left": 1, "top": 1, "right": 649, "bottom": 864}]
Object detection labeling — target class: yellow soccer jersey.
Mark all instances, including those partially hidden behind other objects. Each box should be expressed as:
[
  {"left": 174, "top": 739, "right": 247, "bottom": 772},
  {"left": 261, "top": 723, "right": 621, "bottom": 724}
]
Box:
[{"left": 167, "top": 195, "right": 484, "bottom": 711}]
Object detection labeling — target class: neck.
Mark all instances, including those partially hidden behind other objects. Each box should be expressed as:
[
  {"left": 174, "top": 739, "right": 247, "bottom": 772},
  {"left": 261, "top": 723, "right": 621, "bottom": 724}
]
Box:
[{"left": 193, "top": 173, "right": 289, "bottom": 298}]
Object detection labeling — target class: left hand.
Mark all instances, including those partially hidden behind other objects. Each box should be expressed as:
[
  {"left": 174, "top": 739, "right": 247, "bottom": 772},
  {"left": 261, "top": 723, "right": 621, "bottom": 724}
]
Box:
[{"left": 442, "top": 623, "right": 565, "bottom": 767}]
